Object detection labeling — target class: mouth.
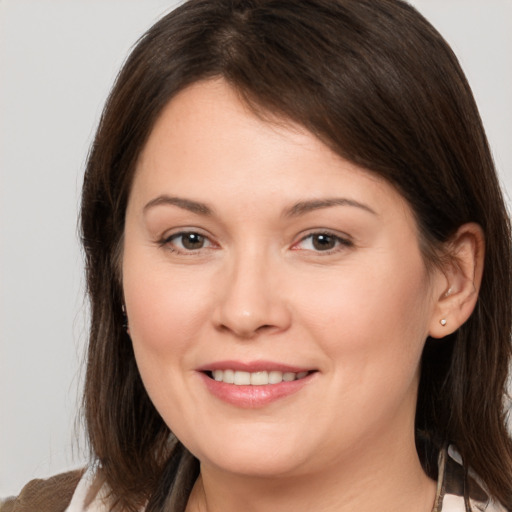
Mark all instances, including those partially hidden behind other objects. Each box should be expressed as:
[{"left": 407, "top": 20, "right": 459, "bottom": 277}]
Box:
[
  {"left": 197, "top": 361, "right": 318, "bottom": 407},
  {"left": 204, "top": 369, "right": 315, "bottom": 385}
]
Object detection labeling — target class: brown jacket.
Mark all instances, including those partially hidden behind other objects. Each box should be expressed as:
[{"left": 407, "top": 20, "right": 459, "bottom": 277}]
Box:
[{"left": 0, "top": 470, "right": 84, "bottom": 512}]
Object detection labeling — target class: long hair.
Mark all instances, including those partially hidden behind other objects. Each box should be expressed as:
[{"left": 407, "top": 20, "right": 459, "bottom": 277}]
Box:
[{"left": 80, "top": 1, "right": 512, "bottom": 510}]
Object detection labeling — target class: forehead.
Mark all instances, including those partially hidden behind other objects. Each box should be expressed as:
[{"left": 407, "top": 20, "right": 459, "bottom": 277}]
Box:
[
  {"left": 138, "top": 79, "right": 327, "bottom": 170},
  {"left": 132, "top": 79, "right": 413, "bottom": 225}
]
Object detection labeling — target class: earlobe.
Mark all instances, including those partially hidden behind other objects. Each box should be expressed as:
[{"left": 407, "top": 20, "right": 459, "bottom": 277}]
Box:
[{"left": 429, "top": 223, "right": 485, "bottom": 339}]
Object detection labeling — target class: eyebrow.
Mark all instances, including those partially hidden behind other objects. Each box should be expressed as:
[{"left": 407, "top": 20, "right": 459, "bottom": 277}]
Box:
[
  {"left": 143, "top": 195, "right": 213, "bottom": 215},
  {"left": 143, "top": 195, "right": 376, "bottom": 218},
  {"left": 285, "top": 198, "right": 377, "bottom": 217}
]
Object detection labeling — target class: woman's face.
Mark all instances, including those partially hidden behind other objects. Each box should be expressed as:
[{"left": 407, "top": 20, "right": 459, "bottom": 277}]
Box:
[{"left": 123, "top": 79, "right": 444, "bottom": 478}]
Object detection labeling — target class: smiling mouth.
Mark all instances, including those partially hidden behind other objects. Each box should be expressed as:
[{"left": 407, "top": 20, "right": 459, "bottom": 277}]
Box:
[{"left": 205, "top": 369, "right": 315, "bottom": 385}]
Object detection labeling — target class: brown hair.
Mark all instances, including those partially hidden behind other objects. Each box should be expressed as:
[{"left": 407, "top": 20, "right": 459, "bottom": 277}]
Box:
[{"left": 80, "top": 1, "right": 512, "bottom": 510}]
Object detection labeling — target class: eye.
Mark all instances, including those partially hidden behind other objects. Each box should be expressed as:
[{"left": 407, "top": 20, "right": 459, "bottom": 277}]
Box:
[
  {"left": 164, "top": 231, "right": 213, "bottom": 252},
  {"left": 294, "top": 232, "right": 352, "bottom": 252}
]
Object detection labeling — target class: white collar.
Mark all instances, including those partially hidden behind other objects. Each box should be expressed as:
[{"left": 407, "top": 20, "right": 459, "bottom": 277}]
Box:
[{"left": 65, "top": 467, "right": 110, "bottom": 512}]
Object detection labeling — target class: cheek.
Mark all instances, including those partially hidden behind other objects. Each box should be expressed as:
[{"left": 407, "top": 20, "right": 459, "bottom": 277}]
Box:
[
  {"left": 121, "top": 251, "right": 213, "bottom": 421},
  {"left": 295, "top": 257, "right": 432, "bottom": 437},
  {"left": 123, "top": 249, "right": 212, "bottom": 355},
  {"left": 296, "top": 252, "right": 433, "bottom": 370}
]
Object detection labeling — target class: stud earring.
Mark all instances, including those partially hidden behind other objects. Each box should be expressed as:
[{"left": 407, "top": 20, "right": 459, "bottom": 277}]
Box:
[{"left": 440, "top": 318, "right": 447, "bottom": 326}]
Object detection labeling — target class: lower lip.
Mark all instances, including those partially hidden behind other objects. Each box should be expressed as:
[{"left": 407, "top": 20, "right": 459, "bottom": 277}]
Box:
[{"left": 199, "top": 372, "right": 315, "bottom": 408}]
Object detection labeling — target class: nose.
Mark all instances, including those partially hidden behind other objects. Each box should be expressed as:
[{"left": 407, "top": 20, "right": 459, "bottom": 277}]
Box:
[{"left": 213, "top": 249, "right": 292, "bottom": 339}]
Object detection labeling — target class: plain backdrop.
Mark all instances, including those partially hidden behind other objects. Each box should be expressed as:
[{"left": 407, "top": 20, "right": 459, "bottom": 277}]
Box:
[{"left": 1, "top": 0, "right": 511, "bottom": 498}]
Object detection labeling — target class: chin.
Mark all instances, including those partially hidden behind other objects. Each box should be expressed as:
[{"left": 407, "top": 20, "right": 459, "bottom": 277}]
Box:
[
  {"left": 202, "top": 450, "right": 306, "bottom": 478},
  {"left": 184, "top": 428, "right": 312, "bottom": 478}
]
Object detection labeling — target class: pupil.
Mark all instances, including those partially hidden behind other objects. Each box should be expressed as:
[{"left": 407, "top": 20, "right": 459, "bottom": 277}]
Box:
[
  {"left": 312, "top": 234, "right": 335, "bottom": 251},
  {"left": 183, "top": 233, "right": 204, "bottom": 250}
]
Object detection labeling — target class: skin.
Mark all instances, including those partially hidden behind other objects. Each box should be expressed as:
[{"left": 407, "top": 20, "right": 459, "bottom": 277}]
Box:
[{"left": 122, "top": 79, "right": 483, "bottom": 512}]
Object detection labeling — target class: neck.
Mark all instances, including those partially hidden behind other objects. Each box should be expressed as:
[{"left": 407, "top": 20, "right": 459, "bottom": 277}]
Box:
[{"left": 186, "top": 435, "right": 436, "bottom": 512}]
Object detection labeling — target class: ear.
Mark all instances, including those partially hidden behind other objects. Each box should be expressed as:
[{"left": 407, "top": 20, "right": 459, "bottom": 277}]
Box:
[{"left": 429, "top": 223, "right": 485, "bottom": 339}]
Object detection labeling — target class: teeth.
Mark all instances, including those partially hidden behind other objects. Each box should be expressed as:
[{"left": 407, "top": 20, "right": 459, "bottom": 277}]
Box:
[
  {"left": 210, "top": 369, "right": 310, "bottom": 385},
  {"left": 268, "top": 370, "right": 283, "bottom": 384},
  {"left": 223, "top": 369, "right": 235, "bottom": 383},
  {"left": 282, "top": 372, "right": 295, "bottom": 382},
  {"left": 250, "top": 371, "right": 268, "bottom": 385},
  {"left": 234, "top": 371, "right": 251, "bottom": 385}
]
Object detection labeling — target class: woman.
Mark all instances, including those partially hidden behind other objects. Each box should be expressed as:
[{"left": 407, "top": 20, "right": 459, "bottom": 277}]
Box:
[{"left": 3, "top": 0, "right": 511, "bottom": 511}]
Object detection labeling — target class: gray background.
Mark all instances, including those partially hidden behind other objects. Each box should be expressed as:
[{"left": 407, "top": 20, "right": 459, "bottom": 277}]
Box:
[{"left": 1, "top": 0, "right": 511, "bottom": 498}]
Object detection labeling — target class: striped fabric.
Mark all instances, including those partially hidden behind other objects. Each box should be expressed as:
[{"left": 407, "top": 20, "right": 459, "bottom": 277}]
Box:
[{"left": 433, "top": 446, "right": 507, "bottom": 512}]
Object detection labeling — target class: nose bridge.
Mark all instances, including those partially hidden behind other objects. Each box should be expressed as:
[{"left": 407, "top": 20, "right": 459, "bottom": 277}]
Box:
[{"left": 215, "top": 241, "right": 289, "bottom": 338}]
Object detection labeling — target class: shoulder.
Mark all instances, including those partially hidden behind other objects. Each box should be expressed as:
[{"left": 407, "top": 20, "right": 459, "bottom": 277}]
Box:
[
  {"left": 0, "top": 470, "right": 85, "bottom": 512},
  {"left": 434, "top": 446, "right": 508, "bottom": 512}
]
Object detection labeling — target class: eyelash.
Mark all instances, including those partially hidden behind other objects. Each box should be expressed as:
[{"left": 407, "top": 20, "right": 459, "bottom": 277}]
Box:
[
  {"left": 158, "top": 230, "right": 353, "bottom": 255},
  {"left": 292, "top": 231, "right": 353, "bottom": 254},
  {"left": 158, "top": 231, "right": 215, "bottom": 254}
]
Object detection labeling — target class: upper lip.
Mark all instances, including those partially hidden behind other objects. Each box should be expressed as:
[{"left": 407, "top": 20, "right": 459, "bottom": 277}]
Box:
[{"left": 196, "top": 360, "right": 315, "bottom": 373}]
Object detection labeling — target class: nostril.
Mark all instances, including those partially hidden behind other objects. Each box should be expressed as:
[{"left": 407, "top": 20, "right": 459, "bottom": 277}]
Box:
[{"left": 255, "top": 324, "right": 273, "bottom": 332}]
